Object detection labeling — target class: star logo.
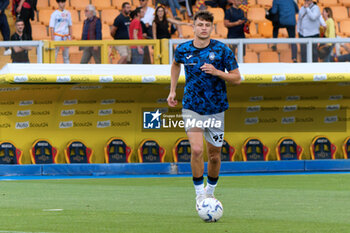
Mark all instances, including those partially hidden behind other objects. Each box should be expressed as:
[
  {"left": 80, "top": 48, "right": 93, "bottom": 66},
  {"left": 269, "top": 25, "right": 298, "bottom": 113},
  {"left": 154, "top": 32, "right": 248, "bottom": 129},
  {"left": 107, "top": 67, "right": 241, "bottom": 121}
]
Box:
[{"left": 143, "top": 109, "right": 162, "bottom": 129}]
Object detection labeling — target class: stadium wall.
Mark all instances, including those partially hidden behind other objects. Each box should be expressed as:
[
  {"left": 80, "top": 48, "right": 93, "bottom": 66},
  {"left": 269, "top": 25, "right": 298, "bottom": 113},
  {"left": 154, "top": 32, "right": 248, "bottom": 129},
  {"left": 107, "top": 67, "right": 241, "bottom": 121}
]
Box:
[{"left": 0, "top": 63, "right": 350, "bottom": 172}]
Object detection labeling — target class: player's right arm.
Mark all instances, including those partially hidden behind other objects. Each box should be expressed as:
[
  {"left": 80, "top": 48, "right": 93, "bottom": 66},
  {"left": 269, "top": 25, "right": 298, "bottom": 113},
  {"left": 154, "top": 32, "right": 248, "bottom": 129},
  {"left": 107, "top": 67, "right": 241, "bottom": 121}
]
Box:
[{"left": 167, "top": 60, "right": 181, "bottom": 107}]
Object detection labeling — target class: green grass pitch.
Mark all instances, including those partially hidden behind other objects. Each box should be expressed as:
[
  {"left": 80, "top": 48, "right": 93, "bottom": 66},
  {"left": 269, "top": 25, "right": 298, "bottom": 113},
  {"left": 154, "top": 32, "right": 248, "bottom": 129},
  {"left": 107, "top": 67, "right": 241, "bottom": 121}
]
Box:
[{"left": 1, "top": 174, "right": 350, "bottom": 233}]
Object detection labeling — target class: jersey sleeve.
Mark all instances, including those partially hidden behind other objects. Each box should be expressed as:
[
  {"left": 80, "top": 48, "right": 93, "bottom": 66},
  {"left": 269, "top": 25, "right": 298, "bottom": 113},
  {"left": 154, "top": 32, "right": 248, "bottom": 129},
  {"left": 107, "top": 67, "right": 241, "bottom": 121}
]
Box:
[
  {"left": 49, "top": 11, "right": 55, "bottom": 28},
  {"left": 68, "top": 11, "right": 73, "bottom": 26},
  {"left": 223, "top": 45, "right": 239, "bottom": 71},
  {"left": 174, "top": 45, "right": 183, "bottom": 64}
]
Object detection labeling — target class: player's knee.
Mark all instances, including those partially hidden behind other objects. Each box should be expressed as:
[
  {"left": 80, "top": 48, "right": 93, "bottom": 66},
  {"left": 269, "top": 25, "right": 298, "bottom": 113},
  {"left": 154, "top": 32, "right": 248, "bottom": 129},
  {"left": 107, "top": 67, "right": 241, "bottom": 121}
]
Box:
[{"left": 191, "top": 145, "right": 203, "bottom": 157}]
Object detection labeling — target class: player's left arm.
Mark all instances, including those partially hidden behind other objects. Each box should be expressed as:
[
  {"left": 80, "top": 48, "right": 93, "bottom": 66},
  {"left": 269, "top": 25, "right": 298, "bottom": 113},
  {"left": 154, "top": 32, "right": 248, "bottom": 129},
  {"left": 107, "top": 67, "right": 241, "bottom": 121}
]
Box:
[{"left": 200, "top": 64, "right": 241, "bottom": 85}]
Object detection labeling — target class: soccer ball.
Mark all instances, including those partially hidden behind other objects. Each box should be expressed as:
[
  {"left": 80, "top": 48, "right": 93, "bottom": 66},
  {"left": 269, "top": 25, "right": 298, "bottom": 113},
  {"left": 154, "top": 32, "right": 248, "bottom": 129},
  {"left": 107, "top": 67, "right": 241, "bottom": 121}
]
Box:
[{"left": 197, "top": 198, "right": 223, "bottom": 222}]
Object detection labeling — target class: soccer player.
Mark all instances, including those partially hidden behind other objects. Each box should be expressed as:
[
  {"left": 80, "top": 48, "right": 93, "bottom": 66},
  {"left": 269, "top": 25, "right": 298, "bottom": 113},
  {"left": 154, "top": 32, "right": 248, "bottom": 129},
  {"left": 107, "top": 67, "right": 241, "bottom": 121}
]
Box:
[{"left": 167, "top": 11, "right": 241, "bottom": 210}]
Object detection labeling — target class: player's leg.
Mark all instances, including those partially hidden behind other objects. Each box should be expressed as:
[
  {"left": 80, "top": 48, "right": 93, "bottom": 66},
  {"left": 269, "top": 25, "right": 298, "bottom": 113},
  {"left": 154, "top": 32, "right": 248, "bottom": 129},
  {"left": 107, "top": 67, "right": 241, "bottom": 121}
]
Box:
[
  {"left": 187, "top": 128, "right": 206, "bottom": 207},
  {"left": 205, "top": 140, "right": 221, "bottom": 198},
  {"left": 203, "top": 111, "right": 224, "bottom": 198}
]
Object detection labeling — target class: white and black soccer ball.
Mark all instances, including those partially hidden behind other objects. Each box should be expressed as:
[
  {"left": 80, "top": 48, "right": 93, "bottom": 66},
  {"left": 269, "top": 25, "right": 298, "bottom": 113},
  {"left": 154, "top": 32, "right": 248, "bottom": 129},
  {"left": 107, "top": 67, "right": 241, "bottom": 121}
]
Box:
[{"left": 197, "top": 198, "right": 223, "bottom": 222}]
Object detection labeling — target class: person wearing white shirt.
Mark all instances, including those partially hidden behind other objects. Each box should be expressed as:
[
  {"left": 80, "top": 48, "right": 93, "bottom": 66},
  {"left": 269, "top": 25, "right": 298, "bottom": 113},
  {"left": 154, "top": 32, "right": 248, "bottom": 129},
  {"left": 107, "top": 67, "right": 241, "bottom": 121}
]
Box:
[
  {"left": 49, "top": 0, "right": 72, "bottom": 64},
  {"left": 297, "top": 0, "right": 320, "bottom": 62}
]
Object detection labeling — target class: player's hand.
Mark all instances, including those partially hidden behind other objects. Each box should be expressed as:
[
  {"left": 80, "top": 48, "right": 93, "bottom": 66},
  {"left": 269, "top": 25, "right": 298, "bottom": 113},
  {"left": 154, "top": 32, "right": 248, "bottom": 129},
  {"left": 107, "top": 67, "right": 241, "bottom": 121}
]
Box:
[
  {"left": 200, "top": 63, "right": 219, "bottom": 76},
  {"left": 167, "top": 91, "right": 178, "bottom": 107}
]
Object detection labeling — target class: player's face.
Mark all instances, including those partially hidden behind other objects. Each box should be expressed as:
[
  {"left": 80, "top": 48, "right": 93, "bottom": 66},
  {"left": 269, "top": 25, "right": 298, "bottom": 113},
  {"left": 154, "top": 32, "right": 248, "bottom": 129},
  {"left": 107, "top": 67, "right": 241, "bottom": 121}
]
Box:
[{"left": 193, "top": 18, "right": 213, "bottom": 40}]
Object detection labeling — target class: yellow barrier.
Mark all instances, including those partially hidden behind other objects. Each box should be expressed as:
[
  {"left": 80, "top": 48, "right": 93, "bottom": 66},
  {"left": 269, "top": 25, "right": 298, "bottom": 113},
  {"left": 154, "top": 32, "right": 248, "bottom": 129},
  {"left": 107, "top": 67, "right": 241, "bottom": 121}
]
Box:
[{"left": 44, "top": 39, "right": 165, "bottom": 64}]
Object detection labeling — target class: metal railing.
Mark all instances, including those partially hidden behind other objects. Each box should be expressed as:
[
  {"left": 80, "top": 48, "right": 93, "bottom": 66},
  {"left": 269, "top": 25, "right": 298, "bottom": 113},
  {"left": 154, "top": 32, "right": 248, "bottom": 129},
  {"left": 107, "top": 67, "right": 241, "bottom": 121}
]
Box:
[
  {"left": 169, "top": 38, "right": 350, "bottom": 64},
  {"left": 0, "top": 41, "right": 44, "bottom": 63}
]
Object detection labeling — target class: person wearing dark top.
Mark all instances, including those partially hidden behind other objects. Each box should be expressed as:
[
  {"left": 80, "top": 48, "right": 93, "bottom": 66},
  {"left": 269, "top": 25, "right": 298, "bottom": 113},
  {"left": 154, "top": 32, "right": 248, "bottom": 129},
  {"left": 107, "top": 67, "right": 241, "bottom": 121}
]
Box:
[
  {"left": 224, "top": 0, "right": 247, "bottom": 55},
  {"left": 152, "top": 5, "right": 189, "bottom": 39},
  {"left": 110, "top": 2, "right": 131, "bottom": 64},
  {"left": 0, "top": 0, "right": 11, "bottom": 55},
  {"left": 80, "top": 5, "right": 102, "bottom": 64},
  {"left": 13, "top": 0, "right": 36, "bottom": 40},
  {"left": 10, "top": 18, "right": 31, "bottom": 63}
]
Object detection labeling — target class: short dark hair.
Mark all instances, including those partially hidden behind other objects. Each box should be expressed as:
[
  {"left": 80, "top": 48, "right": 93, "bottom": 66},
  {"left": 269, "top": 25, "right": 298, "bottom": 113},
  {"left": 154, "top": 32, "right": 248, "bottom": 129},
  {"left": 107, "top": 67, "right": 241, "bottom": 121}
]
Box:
[
  {"left": 193, "top": 11, "right": 214, "bottom": 23},
  {"left": 130, "top": 7, "right": 141, "bottom": 19},
  {"left": 122, "top": 2, "right": 130, "bottom": 8},
  {"left": 15, "top": 18, "right": 24, "bottom": 24},
  {"left": 56, "top": 0, "right": 66, "bottom": 2}
]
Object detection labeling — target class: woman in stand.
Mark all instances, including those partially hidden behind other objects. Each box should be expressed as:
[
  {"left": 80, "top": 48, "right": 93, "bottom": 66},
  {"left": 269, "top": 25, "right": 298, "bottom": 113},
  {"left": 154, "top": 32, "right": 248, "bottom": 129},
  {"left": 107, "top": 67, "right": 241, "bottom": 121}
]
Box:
[
  {"left": 152, "top": 5, "right": 189, "bottom": 39},
  {"left": 319, "top": 7, "right": 335, "bottom": 62}
]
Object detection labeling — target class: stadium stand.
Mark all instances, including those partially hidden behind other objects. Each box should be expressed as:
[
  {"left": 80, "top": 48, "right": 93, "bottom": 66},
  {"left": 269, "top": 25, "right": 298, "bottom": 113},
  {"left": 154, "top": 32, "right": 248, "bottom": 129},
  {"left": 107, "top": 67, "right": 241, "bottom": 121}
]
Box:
[
  {"left": 36, "top": 0, "right": 52, "bottom": 10},
  {"left": 38, "top": 9, "right": 54, "bottom": 26},
  {"left": 70, "top": 9, "right": 80, "bottom": 24},
  {"left": 244, "top": 51, "right": 259, "bottom": 63},
  {"left": 101, "top": 9, "right": 120, "bottom": 25},
  {"left": 113, "top": 0, "right": 132, "bottom": 10},
  {"left": 181, "top": 24, "right": 194, "bottom": 38},
  {"left": 259, "top": 50, "right": 279, "bottom": 62},
  {"left": 318, "top": 0, "right": 339, "bottom": 6},
  {"left": 69, "top": 0, "right": 90, "bottom": 10},
  {"left": 331, "top": 6, "right": 349, "bottom": 22},
  {"left": 258, "top": 21, "right": 273, "bottom": 38},
  {"left": 91, "top": 0, "right": 113, "bottom": 10},
  {"left": 339, "top": 0, "right": 350, "bottom": 6},
  {"left": 339, "top": 20, "right": 350, "bottom": 36},
  {"left": 71, "top": 24, "right": 83, "bottom": 40},
  {"left": 102, "top": 24, "right": 113, "bottom": 39},
  {"left": 256, "top": 0, "right": 272, "bottom": 7},
  {"left": 32, "top": 24, "right": 50, "bottom": 40},
  {"left": 207, "top": 7, "right": 225, "bottom": 23},
  {"left": 247, "top": 7, "right": 265, "bottom": 22}
]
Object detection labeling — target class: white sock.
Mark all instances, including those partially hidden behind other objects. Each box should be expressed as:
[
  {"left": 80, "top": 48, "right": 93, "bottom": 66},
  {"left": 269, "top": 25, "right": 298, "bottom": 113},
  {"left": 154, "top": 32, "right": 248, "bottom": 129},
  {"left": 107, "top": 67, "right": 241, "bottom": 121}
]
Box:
[
  {"left": 194, "top": 183, "right": 205, "bottom": 196},
  {"left": 206, "top": 183, "right": 217, "bottom": 196}
]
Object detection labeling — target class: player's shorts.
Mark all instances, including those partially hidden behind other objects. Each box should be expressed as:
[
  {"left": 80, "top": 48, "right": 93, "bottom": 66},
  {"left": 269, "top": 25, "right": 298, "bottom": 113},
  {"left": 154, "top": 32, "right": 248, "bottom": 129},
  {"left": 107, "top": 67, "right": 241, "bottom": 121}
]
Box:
[{"left": 182, "top": 108, "right": 225, "bottom": 147}]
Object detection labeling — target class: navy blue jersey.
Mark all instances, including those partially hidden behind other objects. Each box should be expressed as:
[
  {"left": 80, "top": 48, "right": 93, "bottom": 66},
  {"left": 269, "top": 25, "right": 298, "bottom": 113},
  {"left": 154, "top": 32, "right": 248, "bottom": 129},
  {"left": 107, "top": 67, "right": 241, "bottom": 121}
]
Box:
[{"left": 174, "top": 39, "right": 238, "bottom": 115}]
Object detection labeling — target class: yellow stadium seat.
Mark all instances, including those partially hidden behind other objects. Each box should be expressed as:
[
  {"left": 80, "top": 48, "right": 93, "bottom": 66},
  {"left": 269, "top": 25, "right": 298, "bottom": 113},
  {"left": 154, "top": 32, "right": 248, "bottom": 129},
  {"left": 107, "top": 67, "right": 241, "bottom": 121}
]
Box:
[
  {"left": 70, "top": 0, "right": 90, "bottom": 10},
  {"left": 72, "top": 24, "right": 83, "bottom": 40},
  {"left": 247, "top": 7, "right": 266, "bottom": 22},
  {"left": 207, "top": 7, "right": 225, "bottom": 23},
  {"left": 246, "top": 22, "right": 260, "bottom": 38},
  {"left": 244, "top": 51, "right": 258, "bottom": 63},
  {"left": 339, "top": 0, "right": 350, "bottom": 7},
  {"left": 331, "top": 6, "right": 349, "bottom": 22},
  {"left": 279, "top": 50, "right": 293, "bottom": 63},
  {"left": 256, "top": 0, "right": 273, "bottom": 7},
  {"left": 214, "top": 21, "right": 227, "bottom": 38},
  {"left": 340, "top": 20, "right": 350, "bottom": 36},
  {"left": 102, "top": 24, "right": 113, "bottom": 39},
  {"left": 276, "top": 43, "right": 290, "bottom": 51},
  {"left": 101, "top": 9, "right": 120, "bottom": 25},
  {"left": 258, "top": 21, "right": 273, "bottom": 38},
  {"left": 318, "top": 0, "right": 339, "bottom": 6},
  {"left": 246, "top": 43, "right": 269, "bottom": 52},
  {"left": 70, "top": 10, "right": 80, "bottom": 24},
  {"left": 32, "top": 24, "right": 50, "bottom": 40},
  {"left": 36, "top": 0, "right": 52, "bottom": 10},
  {"left": 259, "top": 51, "right": 279, "bottom": 62},
  {"left": 181, "top": 25, "right": 194, "bottom": 38},
  {"left": 113, "top": 0, "right": 132, "bottom": 10},
  {"left": 38, "top": 9, "right": 54, "bottom": 26},
  {"left": 91, "top": 0, "right": 112, "bottom": 10}
]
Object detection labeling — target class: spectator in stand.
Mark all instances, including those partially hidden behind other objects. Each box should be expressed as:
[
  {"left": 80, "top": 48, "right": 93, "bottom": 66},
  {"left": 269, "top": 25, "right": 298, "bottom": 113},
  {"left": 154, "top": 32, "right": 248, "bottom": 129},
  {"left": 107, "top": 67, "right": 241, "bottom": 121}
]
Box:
[
  {"left": 49, "top": 0, "right": 72, "bottom": 64},
  {"left": 139, "top": 0, "right": 154, "bottom": 64},
  {"left": 152, "top": 5, "right": 188, "bottom": 39},
  {"left": 205, "top": 0, "right": 228, "bottom": 11},
  {"left": 297, "top": 0, "right": 321, "bottom": 62},
  {"left": 0, "top": 0, "right": 11, "bottom": 55},
  {"left": 178, "top": 0, "right": 195, "bottom": 17},
  {"left": 156, "top": 0, "right": 186, "bottom": 19},
  {"left": 80, "top": 5, "right": 102, "bottom": 64},
  {"left": 270, "top": 0, "right": 298, "bottom": 63},
  {"left": 10, "top": 18, "right": 31, "bottom": 63},
  {"left": 110, "top": 2, "right": 131, "bottom": 64},
  {"left": 13, "top": 0, "right": 36, "bottom": 40},
  {"left": 129, "top": 7, "right": 144, "bottom": 64},
  {"left": 140, "top": 0, "right": 154, "bottom": 38},
  {"left": 318, "top": 7, "right": 335, "bottom": 62},
  {"left": 332, "top": 43, "right": 350, "bottom": 62},
  {"left": 224, "top": 0, "right": 247, "bottom": 55}
]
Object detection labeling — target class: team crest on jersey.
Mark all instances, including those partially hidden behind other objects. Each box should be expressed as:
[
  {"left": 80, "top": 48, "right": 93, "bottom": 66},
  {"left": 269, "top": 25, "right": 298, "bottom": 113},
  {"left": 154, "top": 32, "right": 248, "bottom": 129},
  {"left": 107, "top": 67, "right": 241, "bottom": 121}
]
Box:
[{"left": 209, "top": 52, "right": 215, "bottom": 60}]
